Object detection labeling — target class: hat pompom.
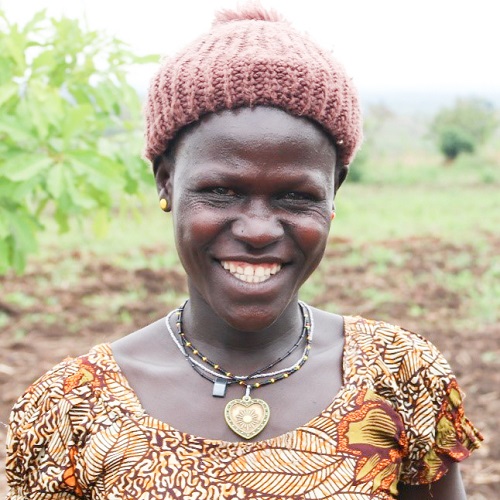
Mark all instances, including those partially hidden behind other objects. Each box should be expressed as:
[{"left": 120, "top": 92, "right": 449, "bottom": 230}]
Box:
[{"left": 213, "top": 2, "right": 285, "bottom": 25}]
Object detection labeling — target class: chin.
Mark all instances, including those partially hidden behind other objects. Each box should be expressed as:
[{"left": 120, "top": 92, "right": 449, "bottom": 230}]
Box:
[{"left": 216, "top": 302, "right": 287, "bottom": 332}]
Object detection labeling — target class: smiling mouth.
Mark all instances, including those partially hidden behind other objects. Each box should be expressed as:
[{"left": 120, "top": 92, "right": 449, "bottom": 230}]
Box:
[{"left": 220, "top": 261, "right": 282, "bottom": 283}]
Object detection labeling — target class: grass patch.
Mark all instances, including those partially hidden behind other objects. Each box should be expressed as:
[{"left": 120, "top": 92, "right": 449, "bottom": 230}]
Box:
[
  {"left": 4, "top": 292, "right": 37, "bottom": 307},
  {"left": 334, "top": 183, "right": 499, "bottom": 243},
  {"left": 469, "top": 262, "right": 500, "bottom": 324}
]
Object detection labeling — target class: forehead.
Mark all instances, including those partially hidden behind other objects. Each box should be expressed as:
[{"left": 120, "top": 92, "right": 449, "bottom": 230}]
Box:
[{"left": 173, "top": 106, "right": 337, "bottom": 169}]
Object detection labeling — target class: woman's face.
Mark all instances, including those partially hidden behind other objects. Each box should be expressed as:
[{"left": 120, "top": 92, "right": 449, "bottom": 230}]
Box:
[{"left": 159, "top": 106, "right": 337, "bottom": 331}]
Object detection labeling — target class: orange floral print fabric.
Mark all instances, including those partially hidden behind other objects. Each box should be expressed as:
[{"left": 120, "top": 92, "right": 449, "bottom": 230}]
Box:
[{"left": 6, "top": 316, "right": 482, "bottom": 499}]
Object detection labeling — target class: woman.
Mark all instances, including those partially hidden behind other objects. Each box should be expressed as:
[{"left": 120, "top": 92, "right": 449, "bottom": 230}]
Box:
[{"left": 6, "top": 5, "right": 481, "bottom": 499}]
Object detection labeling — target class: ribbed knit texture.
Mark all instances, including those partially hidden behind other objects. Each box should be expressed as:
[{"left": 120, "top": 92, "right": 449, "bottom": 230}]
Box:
[{"left": 144, "top": 6, "right": 363, "bottom": 167}]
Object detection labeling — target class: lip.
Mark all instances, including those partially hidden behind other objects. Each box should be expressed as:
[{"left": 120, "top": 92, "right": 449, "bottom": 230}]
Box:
[{"left": 216, "top": 256, "right": 286, "bottom": 265}]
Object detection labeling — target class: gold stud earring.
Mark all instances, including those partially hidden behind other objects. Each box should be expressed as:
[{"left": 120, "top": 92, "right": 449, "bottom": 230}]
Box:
[{"left": 160, "top": 199, "right": 168, "bottom": 212}]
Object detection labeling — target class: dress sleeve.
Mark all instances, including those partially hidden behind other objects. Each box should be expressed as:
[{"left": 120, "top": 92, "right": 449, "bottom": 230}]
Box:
[
  {"left": 396, "top": 332, "right": 483, "bottom": 485},
  {"left": 6, "top": 358, "right": 88, "bottom": 499}
]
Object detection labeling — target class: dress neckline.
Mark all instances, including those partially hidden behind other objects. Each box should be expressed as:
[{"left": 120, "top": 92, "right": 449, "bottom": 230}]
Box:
[{"left": 96, "top": 315, "right": 360, "bottom": 447}]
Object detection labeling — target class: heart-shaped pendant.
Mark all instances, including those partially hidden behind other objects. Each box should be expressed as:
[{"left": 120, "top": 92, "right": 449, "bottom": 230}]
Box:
[{"left": 224, "top": 394, "right": 270, "bottom": 439}]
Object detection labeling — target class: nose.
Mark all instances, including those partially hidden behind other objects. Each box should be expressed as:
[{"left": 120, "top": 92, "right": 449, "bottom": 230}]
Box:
[{"left": 231, "top": 202, "right": 284, "bottom": 249}]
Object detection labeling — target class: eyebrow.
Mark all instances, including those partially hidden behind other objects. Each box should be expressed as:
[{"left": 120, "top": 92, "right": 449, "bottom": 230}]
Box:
[{"left": 190, "top": 165, "right": 330, "bottom": 189}]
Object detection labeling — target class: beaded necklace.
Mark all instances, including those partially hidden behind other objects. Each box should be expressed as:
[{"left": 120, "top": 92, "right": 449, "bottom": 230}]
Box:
[
  {"left": 167, "top": 301, "right": 311, "bottom": 389},
  {"left": 165, "top": 301, "right": 313, "bottom": 439}
]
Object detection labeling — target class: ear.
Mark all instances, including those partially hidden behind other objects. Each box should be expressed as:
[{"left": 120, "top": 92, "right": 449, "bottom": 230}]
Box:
[
  {"left": 334, "top": 164, "right": 349, "bottom": 195},
  {"left": 154, "top": 154, "right": 174, "bottom": 210}
]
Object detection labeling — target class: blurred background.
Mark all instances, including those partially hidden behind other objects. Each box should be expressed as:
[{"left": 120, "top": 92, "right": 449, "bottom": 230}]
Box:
[{"left": 1, "top": 1, "right": 499, "bottom": 497}]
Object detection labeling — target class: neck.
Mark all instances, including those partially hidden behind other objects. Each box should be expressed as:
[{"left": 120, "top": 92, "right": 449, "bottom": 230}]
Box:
[{"left": 177, "top": 288, "right": 304, "bottom": 374}]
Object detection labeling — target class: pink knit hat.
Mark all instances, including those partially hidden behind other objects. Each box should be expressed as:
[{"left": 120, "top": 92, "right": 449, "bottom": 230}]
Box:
[{"left": 144, "top": 4, "right": 362, "bottom": 167}]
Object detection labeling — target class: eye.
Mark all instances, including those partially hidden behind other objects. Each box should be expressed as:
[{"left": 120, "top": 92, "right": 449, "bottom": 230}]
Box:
[
  {"left": 281, "top": 191, "right": 314, "bottom": 201},
  {"left": 211, "top": 187, "right": 237, "bottom": 196}
]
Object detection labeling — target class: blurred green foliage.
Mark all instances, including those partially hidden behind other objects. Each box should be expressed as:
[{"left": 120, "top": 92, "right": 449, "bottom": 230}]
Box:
[
  {"left": 348, "top": 103, "right": 394, "bottom": 183},
  {"left": 437, "top": 126, "right": 474, "bottom": 161},
  {"left": 0, "top": 10, "right": 158, "bottom": 274},
  {"left": 431, "top": 97, "right": 498, "bottom": 161}
]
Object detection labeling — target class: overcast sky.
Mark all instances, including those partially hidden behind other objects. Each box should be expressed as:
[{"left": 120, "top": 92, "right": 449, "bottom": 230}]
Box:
[{"left": 2, "top": 0, "right": 500, "bottom": 97}]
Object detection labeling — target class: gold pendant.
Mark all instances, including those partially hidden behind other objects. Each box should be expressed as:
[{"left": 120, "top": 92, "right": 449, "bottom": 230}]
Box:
[{"left": 224, "top": 391, "right": 270, "bottom": 440}]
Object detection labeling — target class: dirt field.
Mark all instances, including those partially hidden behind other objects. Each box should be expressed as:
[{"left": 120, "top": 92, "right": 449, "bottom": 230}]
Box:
[{"left": 1, "top": 236, "right": 498, "bottom": 498}]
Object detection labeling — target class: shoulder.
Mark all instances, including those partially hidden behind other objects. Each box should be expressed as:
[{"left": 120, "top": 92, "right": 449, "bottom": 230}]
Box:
[
  {"left": 344, "top": 316, "right": 482, "bottom": 484},
  {"left": 6, "top": 344, "right": 118, "bottom": 496},
  {"left": 344, "top": 315, "right": 449, "bottom": 378},
  {"left": 11, "top": 344, "right": 113, "bottom": 414},
  {"left": 343, "top": 316, "right": 457, "bottom": 427},
  {"left": 111, "top": 317, "right": 169, "bottom": 365},
  {"left": 345, "top": 315, "right": 437, "bottom": 349},
  {"left": 7, "top": 344, "right": 115, "bottom": 443}
]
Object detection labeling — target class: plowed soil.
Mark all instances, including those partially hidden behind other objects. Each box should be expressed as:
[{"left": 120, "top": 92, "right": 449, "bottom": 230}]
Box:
[{"left": 1, "top": 236, "right": 498, "bottom": 498}]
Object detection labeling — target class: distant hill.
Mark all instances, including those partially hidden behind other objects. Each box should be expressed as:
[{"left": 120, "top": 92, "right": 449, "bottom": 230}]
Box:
[{"left": 360, "top": 89, "right": 500, "bottom": 115}]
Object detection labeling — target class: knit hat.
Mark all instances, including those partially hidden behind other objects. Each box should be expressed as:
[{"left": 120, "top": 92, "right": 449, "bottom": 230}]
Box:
[{"left": 144, "top": 4, "right": 362, "bottom": 167}]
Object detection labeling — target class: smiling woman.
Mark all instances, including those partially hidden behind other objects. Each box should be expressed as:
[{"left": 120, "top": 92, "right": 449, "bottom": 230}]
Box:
[{"left": 5, "top": 3, "right": 482, "bottom": 500}]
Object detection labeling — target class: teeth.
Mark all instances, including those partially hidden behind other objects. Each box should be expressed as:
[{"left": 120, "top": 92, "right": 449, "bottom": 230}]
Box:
[
  {"left": 220, "top": 261, "right": 282, "bottom": 283},
  {"left": 234, "top": 274, "right": 269, "bottom": 283}
]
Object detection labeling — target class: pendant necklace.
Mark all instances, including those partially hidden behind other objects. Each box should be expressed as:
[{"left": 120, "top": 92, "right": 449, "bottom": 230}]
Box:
[{"left": 165, "top": 301, "right": 313, "bottom": 439}]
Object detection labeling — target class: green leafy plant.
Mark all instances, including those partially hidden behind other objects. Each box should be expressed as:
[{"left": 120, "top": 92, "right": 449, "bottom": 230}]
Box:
[
  {"left": 437, "top": 126, "right": 474, "bottom": 161},
  {"left": 0, "top": 10, "right": 158, "bottom": 274},
  {"left": 347, "top": 146, "right": 367, "bottom": 183},
  {"left": 431, "top": 98, "right": 498, "bottom": 162},
  {"left": 347, "top": 103, "right": 394, "bottom": 184}
]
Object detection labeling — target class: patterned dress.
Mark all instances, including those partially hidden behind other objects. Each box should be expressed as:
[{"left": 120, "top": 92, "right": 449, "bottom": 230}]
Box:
[{"left": 6, "top": 316, "right": 482, "bottom": 499}]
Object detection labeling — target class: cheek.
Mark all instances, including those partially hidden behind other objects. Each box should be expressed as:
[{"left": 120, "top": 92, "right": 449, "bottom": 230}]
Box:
[
  {"left": 294, "top": 218, "right": 330, "bottom": 257},
  {"left": 174, "top": 214, "right": 210, "bottom": 274},
  {"left": 174, "top": 206, "right": 228, "bottom": 250}
]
